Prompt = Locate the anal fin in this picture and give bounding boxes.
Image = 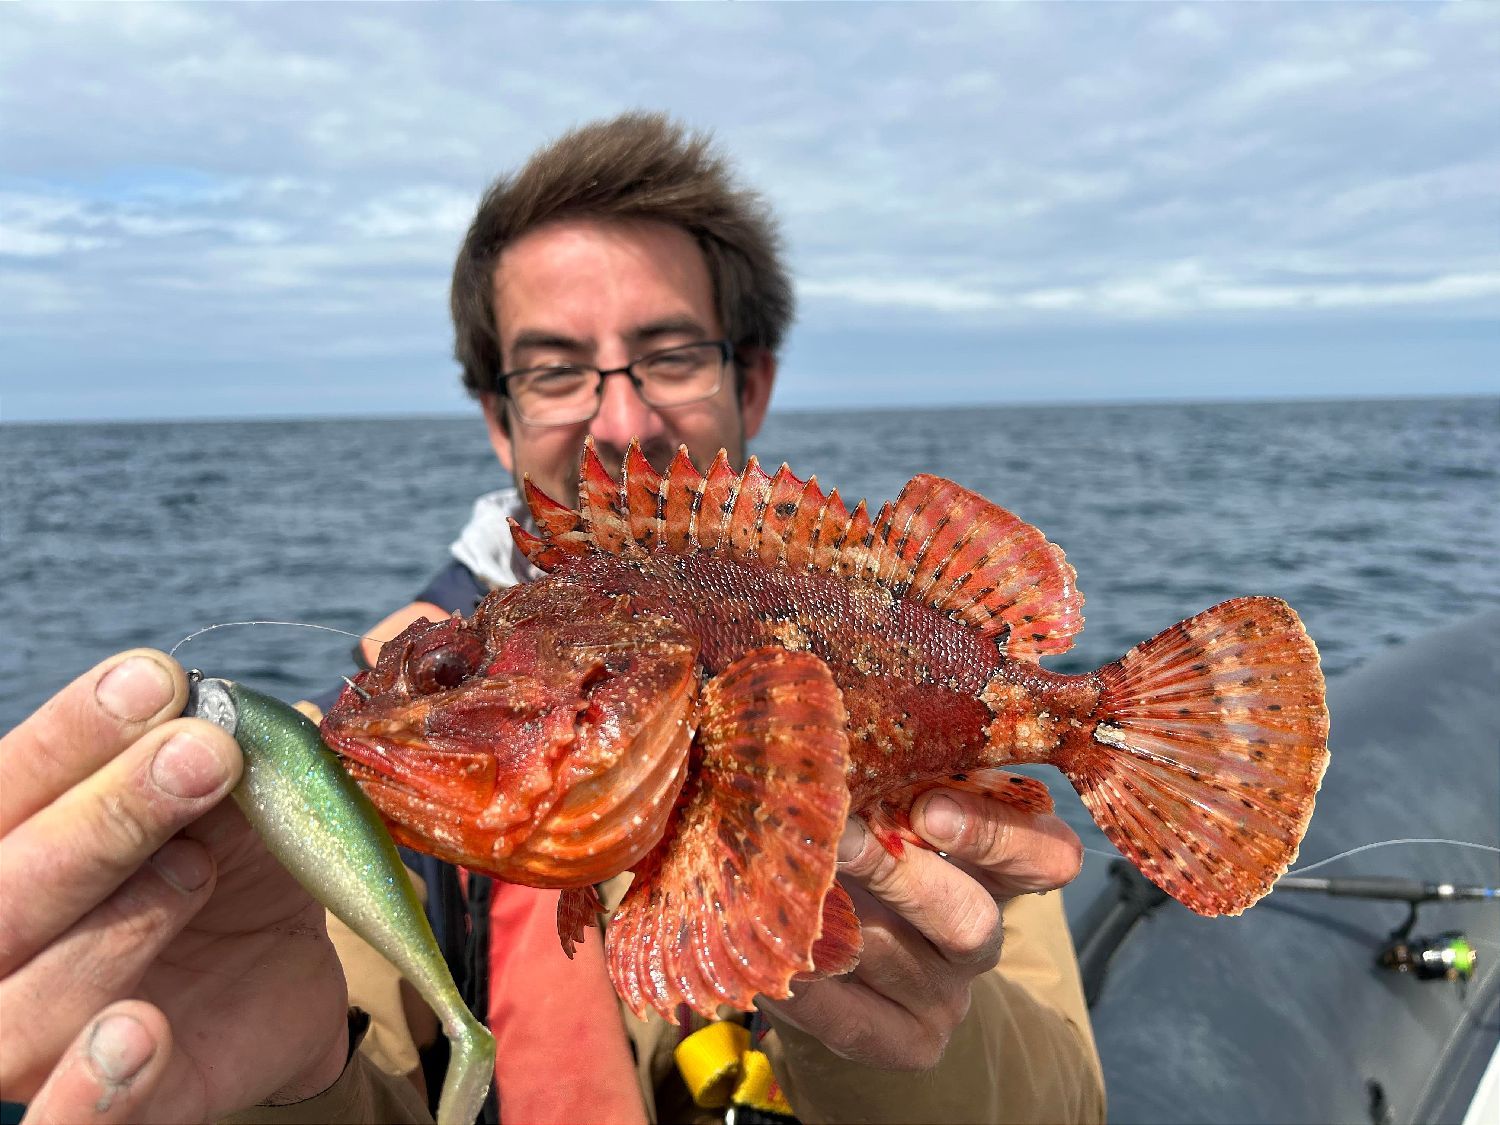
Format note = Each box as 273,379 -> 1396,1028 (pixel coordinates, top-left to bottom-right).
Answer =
606,648 -> 851,1021
864,769 -> 1057,857
797,880 -> 862,982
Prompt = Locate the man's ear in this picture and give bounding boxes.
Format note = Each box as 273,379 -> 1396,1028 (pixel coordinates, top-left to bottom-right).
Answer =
737,347 -> 777,441
480,392 -> 516,473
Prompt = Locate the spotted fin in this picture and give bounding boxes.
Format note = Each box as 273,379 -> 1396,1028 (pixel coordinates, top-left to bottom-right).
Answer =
605,648 -> 851,1021
1057,597 -> 1329,916
512,440 -> 1084,659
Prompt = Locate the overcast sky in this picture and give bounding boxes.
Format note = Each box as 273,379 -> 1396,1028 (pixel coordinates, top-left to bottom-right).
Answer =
2,2 -> 1496,422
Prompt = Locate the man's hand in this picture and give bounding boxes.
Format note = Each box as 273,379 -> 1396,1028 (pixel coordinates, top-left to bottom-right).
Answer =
1,650 -> 349,1122
762,789 -> 1083,1070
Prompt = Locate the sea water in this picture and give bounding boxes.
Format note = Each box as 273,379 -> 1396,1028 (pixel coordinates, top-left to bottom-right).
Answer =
4,395 -> 1496,843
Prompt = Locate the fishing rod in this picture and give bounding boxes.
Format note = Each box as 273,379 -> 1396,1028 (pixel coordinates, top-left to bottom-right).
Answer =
1077,862 -> 1498,1006
1274,874 -> 1497,985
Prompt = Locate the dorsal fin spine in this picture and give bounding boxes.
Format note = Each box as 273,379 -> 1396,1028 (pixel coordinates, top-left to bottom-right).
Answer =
579,439 -> 629,556
623,441 -> 663,552
782,475 -> 826,570
661,447 -> 701,553
799,482 -> 830,572
686,474 -> 706,548
727,456 -> 771,561
533,449 -> 1086,659
875,494 -> 917,586
835,501 -> 871,580
811,489 -> 848,573
758,464 -> 801,569
863,502 -> 892,584
700,450 -> 740,550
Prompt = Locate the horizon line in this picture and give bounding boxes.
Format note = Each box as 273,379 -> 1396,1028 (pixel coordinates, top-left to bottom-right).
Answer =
3,388 -> 1494,428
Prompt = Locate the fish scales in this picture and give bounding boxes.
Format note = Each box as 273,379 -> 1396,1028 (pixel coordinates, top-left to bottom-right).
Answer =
486,550 -> 1016,801
322,439 -> 1330,1022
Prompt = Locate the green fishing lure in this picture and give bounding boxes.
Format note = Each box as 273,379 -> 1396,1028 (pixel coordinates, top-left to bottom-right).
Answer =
186,675 -> 494,1125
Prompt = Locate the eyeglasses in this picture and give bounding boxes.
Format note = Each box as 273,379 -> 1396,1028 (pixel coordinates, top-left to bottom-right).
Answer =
496,340 -> 733,426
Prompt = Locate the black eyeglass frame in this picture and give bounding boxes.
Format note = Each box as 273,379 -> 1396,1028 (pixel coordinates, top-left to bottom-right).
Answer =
494,339 -> 735,426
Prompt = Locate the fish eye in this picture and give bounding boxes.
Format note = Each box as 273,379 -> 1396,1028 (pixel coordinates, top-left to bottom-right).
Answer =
408,633 -> 485,693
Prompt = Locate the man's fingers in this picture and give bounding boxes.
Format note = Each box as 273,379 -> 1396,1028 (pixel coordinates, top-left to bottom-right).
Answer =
836,819 -> 1003,968
761,973 -> 944,1071
16,1001 -> 173,1125
0,650 -> 188,834
912,791 -> 1084,898
0,837 -> 216,1097
0,718 -> 239,976
761,903 -> 973,1070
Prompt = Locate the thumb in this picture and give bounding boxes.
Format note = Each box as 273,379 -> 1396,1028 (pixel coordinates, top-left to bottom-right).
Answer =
20,1001 -> 173,1125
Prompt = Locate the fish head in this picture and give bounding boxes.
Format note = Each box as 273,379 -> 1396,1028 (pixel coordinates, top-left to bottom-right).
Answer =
320,594 -> 699,886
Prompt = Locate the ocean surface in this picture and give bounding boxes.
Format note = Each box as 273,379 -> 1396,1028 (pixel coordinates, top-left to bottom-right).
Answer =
4,396 -> 1497,848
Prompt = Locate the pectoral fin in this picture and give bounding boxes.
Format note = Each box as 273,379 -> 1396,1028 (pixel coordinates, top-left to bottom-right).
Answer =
606,648 -> 851,1021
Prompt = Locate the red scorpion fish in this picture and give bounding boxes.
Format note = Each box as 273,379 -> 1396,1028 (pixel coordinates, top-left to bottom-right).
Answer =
322,440 -> 1330,1021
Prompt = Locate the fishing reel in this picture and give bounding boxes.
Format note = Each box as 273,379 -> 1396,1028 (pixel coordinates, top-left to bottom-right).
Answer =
1377,931 -> 1477,984
1275,874 -> 1493,993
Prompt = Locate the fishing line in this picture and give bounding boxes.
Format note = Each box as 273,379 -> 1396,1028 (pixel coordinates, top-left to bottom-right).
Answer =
1289,839 -> 1500,875
1081,839 -> 1500,873
169,619 -> 384,658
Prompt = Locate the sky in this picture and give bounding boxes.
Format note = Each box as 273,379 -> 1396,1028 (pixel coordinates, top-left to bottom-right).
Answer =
1,2 -> 1496,422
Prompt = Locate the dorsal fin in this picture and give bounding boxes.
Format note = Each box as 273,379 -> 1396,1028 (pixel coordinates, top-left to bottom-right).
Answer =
512,439 -> 1085,659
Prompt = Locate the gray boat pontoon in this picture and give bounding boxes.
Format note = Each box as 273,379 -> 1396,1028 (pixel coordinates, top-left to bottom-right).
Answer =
1066,611 -> 1500,1125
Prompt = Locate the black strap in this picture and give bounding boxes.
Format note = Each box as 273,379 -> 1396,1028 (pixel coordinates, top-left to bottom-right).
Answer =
414,558 -> 490,616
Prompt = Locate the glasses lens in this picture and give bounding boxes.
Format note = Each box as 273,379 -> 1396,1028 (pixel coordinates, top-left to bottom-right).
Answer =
508,366 -> 598,425
502,342 -> 729,426
636,343 -> 726,407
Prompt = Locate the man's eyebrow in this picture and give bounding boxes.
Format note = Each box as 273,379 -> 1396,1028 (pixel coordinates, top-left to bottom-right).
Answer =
509,330 -> 590,355
507,318 -> 713,365
629,317 -> 712,345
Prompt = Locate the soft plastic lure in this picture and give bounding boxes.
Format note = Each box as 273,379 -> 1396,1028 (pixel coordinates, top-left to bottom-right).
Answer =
184,675 -> 493,1125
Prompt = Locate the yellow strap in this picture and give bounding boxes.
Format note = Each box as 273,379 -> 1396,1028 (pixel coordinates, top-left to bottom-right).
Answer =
731,1047 -> 795,1116
675,1022 -> 750,1109
674,1021 -> 794,1115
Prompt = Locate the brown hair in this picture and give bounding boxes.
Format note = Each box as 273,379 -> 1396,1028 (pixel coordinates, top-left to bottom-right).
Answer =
451,111 -> 794,398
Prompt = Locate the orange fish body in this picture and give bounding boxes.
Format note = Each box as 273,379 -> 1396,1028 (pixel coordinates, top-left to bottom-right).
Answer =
322,441 -> 1330,1020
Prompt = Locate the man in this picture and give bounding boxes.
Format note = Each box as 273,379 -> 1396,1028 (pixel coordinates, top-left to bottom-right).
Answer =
2,114 -> 1104,1124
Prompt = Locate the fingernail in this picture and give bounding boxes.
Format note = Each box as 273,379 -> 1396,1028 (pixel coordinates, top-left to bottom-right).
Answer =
96,657 -> 174,723
920,795 -> 965,844
837,820 -> 865,864
151,731 -> 233,799
150,838 -> 213,893
87,1013 -> 155,1084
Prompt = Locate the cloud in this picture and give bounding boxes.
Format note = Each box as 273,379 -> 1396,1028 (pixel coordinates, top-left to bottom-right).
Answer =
0,2 -> 1495,419
800,264 -> 1500,321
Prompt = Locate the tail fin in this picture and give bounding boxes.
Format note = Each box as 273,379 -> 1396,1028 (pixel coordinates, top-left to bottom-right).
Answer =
1059,596 -> 1329,916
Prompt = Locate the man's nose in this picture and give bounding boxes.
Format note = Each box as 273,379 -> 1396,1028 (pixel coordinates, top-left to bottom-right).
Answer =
589,369 -> 665,449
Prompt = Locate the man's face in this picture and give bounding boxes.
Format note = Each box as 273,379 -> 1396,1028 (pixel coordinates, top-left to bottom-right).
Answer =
482,217 -> 776,509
